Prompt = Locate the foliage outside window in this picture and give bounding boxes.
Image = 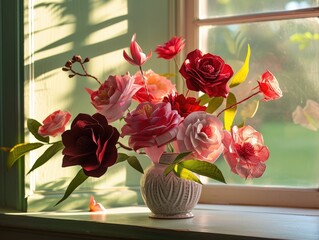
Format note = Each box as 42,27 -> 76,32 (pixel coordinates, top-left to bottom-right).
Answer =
183,0 -> 319,207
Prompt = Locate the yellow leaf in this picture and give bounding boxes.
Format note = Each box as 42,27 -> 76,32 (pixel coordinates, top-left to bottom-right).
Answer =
224,92 -> 237,131
229,44 -> 251,88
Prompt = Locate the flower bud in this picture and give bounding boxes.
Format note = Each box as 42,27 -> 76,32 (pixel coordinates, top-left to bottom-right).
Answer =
65,60 -> 72,68
83,57 -> 90,63
62,67 -> 69,71
72,55 -> 82,62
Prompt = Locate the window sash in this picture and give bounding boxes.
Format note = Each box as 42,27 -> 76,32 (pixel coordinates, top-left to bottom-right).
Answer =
179,0 -> 319,208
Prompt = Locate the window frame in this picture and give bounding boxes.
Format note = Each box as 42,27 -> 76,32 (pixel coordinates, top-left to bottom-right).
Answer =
178,0 -> 319,209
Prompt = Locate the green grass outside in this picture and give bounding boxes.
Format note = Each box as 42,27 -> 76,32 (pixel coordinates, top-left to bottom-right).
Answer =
211,122 -> 319,188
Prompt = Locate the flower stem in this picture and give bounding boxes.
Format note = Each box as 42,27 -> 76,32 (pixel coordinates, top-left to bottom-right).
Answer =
173,57 -> 180,71
117,142 -> 133,151
217,90 -> 261,117
139,65 -> 151,102
70,63 -> 101,85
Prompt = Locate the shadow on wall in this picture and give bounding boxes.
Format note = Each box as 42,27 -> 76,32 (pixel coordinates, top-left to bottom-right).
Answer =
22,0 -> 170,211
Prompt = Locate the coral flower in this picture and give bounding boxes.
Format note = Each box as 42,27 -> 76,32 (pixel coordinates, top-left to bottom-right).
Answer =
133,70 -> 176,103
123,33 -> 152,66
222,125 -> 270,179
89,196 -> 106,212
258,70 -> 282,101
155,36 -> 185,60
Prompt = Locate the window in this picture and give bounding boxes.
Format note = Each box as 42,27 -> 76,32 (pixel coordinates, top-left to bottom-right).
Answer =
180,0 -> 319,208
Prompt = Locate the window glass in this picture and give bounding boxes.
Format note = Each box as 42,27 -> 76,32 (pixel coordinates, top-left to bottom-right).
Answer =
199,17 -> 319,187
199,0 -> 319,18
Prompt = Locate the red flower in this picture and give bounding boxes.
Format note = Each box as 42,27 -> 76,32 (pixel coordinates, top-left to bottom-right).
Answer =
258,70 -> 282,101
62,113 -> 119,177
155,36 -> 185,60
163,93 -> 206,118
38,110 -> 71,137
222,125 -> 270,179
123,33 -> 152,66
179,49 -> 233,98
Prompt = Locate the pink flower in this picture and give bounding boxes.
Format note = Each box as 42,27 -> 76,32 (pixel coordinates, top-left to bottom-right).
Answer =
155,36 -> 185,60
38,110 -> 71,137
121,102 -> 182,163
292,99 -> 319,131
123,33 -> 152,66
222,125 -> 270,179
86,74 -> 142,123
133,70 -> 176,103
176,111 -> 224,162
258,70 -> 282,101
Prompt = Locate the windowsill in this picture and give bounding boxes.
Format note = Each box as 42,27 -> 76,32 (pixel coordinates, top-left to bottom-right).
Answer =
0,204 -> 318,240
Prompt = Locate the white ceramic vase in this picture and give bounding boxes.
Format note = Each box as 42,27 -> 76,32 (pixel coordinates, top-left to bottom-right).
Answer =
140,153 -> 202,219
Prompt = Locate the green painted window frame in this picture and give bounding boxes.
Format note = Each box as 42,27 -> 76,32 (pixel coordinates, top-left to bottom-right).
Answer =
0,0 -> 26,211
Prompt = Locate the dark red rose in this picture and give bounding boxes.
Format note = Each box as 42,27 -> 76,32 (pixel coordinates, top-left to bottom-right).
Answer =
179,49 -> 233,98
163,93 -> 207,118
61,113 -> 119,177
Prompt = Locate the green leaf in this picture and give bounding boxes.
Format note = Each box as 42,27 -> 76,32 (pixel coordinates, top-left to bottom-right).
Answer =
127,156 -> 144,174
224,92 -> 237,131
173,164 -> 202,184
206,97 -> 224,114
198,94 -> 211,106
55,169 -> 89,206
179,160 -> 226,184
229,44 -> 251,88
116,153 -> 130,163
27,119 -> 50,143
7,142 -> 44,168
27,141 -> 64,174
163,152 -> 191,175
240,100 -> 259,122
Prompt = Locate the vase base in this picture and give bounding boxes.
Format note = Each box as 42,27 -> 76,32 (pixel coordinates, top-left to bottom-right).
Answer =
149,212 -> 194,219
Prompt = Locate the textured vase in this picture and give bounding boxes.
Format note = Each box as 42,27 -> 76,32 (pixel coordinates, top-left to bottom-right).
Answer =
140,153 -> 202,219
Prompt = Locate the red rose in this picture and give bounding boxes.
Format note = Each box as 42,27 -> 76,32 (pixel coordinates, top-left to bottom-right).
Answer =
179,49 -> 233,98
61,113 -> 119,177
163,93 -> 207,118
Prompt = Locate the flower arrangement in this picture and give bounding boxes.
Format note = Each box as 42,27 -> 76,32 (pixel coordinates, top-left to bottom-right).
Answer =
1,34 -> 282,205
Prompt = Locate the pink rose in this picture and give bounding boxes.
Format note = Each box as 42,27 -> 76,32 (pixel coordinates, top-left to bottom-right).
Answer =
222,125 -> 270,179
121,102 -> 182,163
258,70 -> 282,101
292,99 -> 319,131
176,111 -> 224,162
86,73 -> 142,123
133,70 -> 176,103
38,110 -> 71,137
155,36 -> 185,60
